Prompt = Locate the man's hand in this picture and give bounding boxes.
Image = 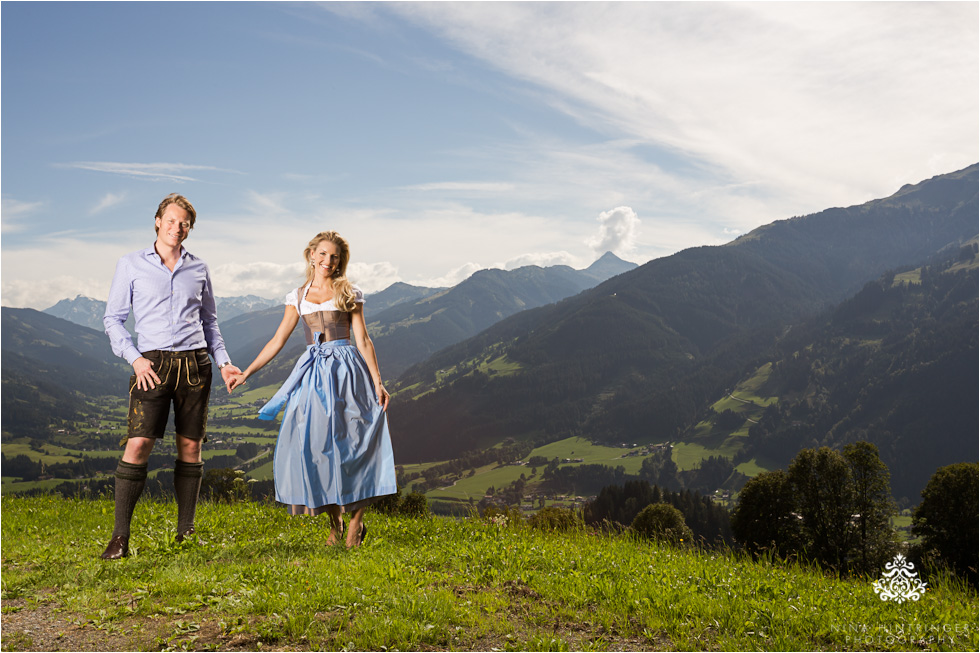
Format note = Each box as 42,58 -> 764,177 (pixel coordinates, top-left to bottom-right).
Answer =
132,356 -> 162,391
220,364 -> 243,393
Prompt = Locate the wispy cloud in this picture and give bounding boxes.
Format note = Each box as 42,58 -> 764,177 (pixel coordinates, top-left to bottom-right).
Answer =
57,161 -> 243,183
399,181 -> 515,193
243,190 -> 293,217
1,198 -> 44,234
89,192 -> 126,215
394,2 -> 978,212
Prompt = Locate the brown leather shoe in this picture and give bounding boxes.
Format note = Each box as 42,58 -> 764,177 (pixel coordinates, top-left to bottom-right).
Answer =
100,535 -> 129,560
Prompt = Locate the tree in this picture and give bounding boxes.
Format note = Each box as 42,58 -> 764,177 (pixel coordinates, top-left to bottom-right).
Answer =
788,447 -> 856,572
630,503 -> 693,545
912,462 -> 978,583
842,441 -> 898,575
639,449 -> 679,490
730,470 -> 800,558
236,442 -> 259,460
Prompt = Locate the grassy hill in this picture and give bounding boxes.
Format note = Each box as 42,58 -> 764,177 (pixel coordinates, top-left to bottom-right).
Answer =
2,495 -> 976,651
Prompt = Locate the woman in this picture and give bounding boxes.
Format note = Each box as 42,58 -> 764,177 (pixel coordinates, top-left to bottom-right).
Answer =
227,231 -> 396,547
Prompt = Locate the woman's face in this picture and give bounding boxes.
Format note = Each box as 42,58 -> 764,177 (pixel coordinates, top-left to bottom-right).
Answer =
311,240 -> 342,280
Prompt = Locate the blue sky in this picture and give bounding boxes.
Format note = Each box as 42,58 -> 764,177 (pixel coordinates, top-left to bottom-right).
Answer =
2,1 -> 977,309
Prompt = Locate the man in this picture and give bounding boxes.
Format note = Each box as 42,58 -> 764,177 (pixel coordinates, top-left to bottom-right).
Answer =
100,193 -> 240,559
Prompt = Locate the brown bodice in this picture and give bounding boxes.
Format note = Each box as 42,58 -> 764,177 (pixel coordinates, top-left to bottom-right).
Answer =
301,310 -> 352,344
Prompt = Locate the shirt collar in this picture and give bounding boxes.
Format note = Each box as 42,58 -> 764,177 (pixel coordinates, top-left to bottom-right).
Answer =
142,244 -> 190,261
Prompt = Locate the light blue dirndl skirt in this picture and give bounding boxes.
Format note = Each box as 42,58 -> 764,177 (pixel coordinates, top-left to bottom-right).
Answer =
258,337 -> 396,512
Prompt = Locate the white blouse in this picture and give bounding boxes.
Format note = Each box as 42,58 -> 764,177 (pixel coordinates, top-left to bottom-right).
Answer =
284,283 -> 364,316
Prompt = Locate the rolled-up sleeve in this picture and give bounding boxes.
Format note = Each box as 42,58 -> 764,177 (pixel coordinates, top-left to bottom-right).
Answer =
104,257 -> 142,365
200,265 -> 231,367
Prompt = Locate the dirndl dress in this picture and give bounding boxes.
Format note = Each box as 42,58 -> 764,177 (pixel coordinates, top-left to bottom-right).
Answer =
258,285 -> 396,513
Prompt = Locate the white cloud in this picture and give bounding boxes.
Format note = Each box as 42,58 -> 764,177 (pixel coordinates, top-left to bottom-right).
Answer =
501,251 -> 582,270
412,261 -> 483,288
588,207 -> 640,258
1,276 -> 112,310
348,261 -> 402,294
56,161 -> 243,183
209,261 -> 305,301
3,275 -> 116,310
89,192 -> 126,215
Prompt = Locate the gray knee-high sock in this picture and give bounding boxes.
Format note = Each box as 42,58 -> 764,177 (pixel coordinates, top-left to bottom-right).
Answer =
111,461 -> 148,539
174,460 -> 204,534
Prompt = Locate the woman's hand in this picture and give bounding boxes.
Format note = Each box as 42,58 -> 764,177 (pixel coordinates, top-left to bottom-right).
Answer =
375,380 -> 390,411
226,372 -> 248,393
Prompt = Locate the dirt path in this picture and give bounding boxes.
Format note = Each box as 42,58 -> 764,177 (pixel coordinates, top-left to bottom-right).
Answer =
727,393 -> 760,424
0,595 -> 291,652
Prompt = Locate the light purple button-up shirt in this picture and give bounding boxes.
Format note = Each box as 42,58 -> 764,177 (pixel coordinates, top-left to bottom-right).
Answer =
103,245 -> 231,367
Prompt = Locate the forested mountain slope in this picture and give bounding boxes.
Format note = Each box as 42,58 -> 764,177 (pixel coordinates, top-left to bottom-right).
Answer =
370,252 -> 637,377
739,247 -> 978,500
388,165 -> 978,463
1,308 -> 130,438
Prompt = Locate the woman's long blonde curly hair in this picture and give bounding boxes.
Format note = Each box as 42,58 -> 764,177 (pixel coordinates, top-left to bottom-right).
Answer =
303,231 -> 357,312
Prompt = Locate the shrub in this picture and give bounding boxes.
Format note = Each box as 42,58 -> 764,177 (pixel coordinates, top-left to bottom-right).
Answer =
400,492 -> 430,518
372,487 -> 403,515
630,503 -> 693,545
528,506 -> 582,532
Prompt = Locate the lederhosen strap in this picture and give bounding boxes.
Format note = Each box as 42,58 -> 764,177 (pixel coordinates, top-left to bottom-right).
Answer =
295,285 -> 352,345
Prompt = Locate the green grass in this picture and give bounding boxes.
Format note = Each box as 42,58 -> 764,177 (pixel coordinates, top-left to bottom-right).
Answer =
735,457 -> 773,478
426,462 -> 528,502
531,436 -> 636,465
894,269 -> 923,285
1,442 -> 81,464
2,495 -> 976,651
476,353 -> 523,377
424,437 -> 655,503
673,364 -> 780,474
0,477 -> 77,493
248,459 -> 274,481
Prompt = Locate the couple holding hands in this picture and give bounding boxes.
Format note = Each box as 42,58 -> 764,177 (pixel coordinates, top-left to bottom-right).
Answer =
100,194 -> 396,559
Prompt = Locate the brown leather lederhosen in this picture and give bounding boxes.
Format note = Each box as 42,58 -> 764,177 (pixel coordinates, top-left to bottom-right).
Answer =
295,284 -> 352,345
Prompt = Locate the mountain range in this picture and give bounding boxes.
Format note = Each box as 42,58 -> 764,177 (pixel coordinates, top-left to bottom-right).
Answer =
4,165 -> 976,502
233,252 -> 636,387
387,165 -> 978,493
39,253 -> 632,383
42,294 -> 283,332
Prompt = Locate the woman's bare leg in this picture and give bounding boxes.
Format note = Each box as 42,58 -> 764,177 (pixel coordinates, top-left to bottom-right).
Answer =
345,508 -> 366,548
325,505 -> 344,545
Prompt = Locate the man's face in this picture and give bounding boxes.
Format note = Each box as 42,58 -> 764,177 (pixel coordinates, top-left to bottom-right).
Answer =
155,204 -> 191,249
